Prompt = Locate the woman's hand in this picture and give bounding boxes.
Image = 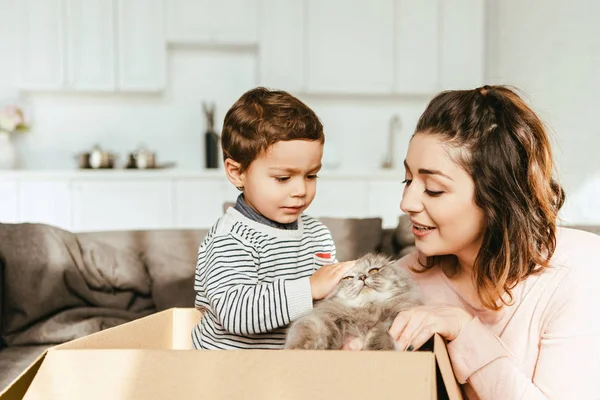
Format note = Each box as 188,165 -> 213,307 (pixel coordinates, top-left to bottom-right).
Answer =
389,305 -> 473,351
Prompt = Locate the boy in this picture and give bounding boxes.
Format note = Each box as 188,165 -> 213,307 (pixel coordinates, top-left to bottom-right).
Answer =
192,87 -> 353,349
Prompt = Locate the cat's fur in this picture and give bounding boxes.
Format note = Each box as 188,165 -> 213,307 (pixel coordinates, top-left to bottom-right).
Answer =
285,253 -> 423,350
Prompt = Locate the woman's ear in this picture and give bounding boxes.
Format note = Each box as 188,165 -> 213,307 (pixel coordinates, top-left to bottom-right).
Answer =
224,158 -> 244,190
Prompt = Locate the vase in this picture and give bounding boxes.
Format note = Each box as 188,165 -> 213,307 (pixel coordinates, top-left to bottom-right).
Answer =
0,131 -> 17,169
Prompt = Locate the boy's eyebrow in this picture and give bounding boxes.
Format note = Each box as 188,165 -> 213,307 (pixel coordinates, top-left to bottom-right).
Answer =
269,164 -> 322,173
403,160 -> 453,181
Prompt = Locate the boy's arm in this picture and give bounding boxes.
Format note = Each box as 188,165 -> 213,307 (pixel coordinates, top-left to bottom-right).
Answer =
327,230 -> 338,263
197,235 -> 313,336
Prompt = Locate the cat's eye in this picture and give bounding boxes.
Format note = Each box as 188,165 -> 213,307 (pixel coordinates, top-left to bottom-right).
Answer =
368,268 -> 380,274
342,276 -> 353,281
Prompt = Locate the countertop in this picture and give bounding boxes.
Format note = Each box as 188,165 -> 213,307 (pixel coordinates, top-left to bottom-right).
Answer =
0,168 -> 405,180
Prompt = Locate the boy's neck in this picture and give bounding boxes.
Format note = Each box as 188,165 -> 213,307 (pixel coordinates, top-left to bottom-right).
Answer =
234,194 -> 298,230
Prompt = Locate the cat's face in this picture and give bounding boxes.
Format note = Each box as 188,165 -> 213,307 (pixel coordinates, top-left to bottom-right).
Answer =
327,253 -> 410,307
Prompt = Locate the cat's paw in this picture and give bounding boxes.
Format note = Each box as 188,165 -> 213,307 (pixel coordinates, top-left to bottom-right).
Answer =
342,336 -> 364,351
364,331 -> 396,351
285,336 -> 328,350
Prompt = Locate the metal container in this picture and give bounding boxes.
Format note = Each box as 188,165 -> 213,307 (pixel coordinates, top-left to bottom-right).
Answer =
128,145 -> 157,169
76,145 -> 117,169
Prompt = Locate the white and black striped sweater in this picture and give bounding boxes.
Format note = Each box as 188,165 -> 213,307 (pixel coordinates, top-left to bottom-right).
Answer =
192,207 -> 337,349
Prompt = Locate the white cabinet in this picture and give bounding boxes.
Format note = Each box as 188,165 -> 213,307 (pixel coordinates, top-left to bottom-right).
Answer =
306,0 -> 395,94
65,0 -> 115,91
257,0 -> 485,95
0,181 -> 19,223
17,0 -> 166,92
394,0 -> 439,94
71,180 -> 173,231
166,0 -> 258,45
439,0 -> 485,90
367,180 -> 404,228
174,179 -> 228,228
258,0 -> 305,92
18,0 -> 65,90
19,180 -> 72,230
306,179 -> 369,218
117,0 -> 166,91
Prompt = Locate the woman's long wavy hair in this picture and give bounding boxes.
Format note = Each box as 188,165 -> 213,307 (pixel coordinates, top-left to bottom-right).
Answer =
412,85 -> 565,310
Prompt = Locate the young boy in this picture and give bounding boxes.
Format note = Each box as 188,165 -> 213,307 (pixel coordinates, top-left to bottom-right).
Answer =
192,87 -> 353,349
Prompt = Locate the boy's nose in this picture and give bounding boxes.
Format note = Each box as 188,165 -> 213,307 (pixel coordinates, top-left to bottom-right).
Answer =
291,179 -> 307,197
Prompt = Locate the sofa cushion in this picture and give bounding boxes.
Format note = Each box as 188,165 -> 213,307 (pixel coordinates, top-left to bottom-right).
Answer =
0,223 -> 154,346
0,345 -> 51,392
395,214 -> 415,248
140,230 -> 208,310
320,217 -> 383,262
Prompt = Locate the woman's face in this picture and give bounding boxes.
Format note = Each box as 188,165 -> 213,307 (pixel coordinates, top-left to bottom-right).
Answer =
400,133 -> 486,265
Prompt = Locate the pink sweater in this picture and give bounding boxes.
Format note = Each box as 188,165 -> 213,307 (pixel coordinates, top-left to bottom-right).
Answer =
396,227 -> 600,399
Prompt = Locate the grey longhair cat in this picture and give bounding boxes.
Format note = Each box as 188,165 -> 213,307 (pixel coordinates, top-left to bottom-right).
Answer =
285,253 -> 423,350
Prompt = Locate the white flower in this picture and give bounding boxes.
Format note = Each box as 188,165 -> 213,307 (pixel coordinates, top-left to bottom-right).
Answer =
0,104 -> 28,133
0,113 -> 18,132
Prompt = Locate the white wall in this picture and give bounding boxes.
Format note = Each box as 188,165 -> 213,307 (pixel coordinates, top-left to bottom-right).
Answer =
0,0 -> 427,173
486,0 -> 600,223
1,0 -> 599,223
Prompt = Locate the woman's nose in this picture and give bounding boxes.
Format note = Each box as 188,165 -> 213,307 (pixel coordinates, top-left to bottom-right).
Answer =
400,184 -> 423,214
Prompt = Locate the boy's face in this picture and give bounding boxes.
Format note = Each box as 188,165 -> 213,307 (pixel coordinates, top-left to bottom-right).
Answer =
241,140 -> 323,224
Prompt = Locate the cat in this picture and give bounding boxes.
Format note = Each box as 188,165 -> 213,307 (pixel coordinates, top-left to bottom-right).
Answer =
284,252 -> 423,351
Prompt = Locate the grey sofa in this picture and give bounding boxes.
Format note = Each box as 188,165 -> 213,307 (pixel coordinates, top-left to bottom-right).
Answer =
1,217 -> 598,392
0,215 -> 414,391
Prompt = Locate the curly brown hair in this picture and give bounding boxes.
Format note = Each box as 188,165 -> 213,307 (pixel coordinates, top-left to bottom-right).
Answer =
221,87 -> 324,172
412,85 -> 565,310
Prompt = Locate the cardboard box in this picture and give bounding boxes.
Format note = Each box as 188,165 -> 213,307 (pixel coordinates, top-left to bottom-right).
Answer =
1,308 -> 463,399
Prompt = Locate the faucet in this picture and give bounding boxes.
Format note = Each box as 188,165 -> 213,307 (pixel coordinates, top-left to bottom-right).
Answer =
381,114 -> 401,169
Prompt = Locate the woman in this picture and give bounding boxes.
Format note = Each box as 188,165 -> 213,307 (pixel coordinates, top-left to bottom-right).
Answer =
390,85 -> 600,399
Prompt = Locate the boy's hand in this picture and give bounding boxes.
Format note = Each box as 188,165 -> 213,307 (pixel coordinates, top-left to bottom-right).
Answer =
309,261 -> 355,300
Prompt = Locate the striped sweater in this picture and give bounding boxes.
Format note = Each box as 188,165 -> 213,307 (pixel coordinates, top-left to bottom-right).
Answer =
192,207 -> 337,349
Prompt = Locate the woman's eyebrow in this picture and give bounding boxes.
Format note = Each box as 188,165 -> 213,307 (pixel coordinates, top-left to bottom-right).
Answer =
404,160 -> 453,181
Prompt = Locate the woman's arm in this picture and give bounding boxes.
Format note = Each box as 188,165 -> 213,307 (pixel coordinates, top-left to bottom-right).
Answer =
448,275 -> 600,399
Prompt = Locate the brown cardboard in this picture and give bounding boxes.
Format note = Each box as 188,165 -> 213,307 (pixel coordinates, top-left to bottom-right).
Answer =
3,308 -> 463,400
0,353 -> 45,400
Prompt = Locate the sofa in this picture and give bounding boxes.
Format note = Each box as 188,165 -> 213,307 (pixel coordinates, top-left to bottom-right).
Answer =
1,216 -> 598,392
0,215 -> 417,391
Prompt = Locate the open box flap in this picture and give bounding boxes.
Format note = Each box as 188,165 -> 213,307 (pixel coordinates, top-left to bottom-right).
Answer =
24,349 -> 438,400
55,308 -> 202,350
433,334 -> 464,400
0,308 -> 202,399
0,352 -> 46,400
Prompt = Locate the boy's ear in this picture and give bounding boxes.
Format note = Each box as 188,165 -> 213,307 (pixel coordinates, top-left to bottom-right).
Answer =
224,158 -> 244,190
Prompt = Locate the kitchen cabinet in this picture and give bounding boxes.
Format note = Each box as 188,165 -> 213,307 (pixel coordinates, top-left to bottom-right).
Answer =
18,0 -> 65,90
0,181 -> 19,223
0,171 -> 410,232
166,0 -> 258,45
117,0 -> 166,91
65,0 -> 115,91
306,180 -> 370,219
18,180 -> 72,230
263,0 -> 485,95
258,0 -> 305,92
439,0 -> 485,90
17,0 -> 165,92
71,180 -> 173,231
367,180 -> 404,229
306,0 -> 395,94
174,179 -> 228,229
394,0 -> 439,94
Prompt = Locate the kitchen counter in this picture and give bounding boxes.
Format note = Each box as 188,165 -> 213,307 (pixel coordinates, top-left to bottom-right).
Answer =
0,168 -> 405,181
